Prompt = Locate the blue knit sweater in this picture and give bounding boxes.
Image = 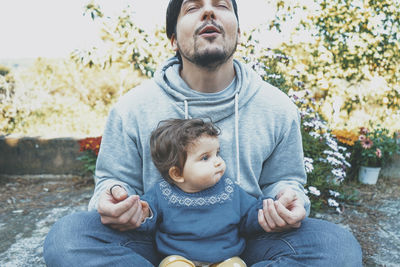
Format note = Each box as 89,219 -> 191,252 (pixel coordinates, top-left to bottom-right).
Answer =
138,176 -> 265,263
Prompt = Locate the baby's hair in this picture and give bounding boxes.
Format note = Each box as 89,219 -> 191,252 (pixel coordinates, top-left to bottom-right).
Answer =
150,118 -> 220,183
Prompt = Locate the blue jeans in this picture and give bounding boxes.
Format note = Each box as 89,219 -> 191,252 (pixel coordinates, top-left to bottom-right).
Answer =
44,211 -> 362,267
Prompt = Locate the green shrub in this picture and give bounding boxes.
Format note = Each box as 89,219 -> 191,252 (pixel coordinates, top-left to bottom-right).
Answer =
0,65 -> 10,76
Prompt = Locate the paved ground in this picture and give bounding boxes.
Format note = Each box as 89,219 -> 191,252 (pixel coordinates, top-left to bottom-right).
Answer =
0,176 -> 93,266
0,175 -> 399,266
315,177 -> 400,267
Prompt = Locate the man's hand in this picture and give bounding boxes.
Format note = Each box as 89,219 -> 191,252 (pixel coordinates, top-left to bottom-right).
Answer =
97,184 -> 146,231
258,188 -> 306,232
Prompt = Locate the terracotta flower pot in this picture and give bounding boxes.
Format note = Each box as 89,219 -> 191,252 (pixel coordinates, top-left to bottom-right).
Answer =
358,166 -> 381,185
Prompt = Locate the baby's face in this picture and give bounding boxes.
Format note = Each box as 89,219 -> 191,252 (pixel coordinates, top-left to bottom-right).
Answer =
177,135 -> 226,193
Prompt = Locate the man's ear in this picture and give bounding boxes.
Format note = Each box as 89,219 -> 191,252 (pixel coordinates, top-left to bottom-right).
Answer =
169,166 -> 184,183
170,34 -> 178,52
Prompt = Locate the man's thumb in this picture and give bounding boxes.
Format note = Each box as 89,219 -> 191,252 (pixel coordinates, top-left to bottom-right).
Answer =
111,186 -> 128,201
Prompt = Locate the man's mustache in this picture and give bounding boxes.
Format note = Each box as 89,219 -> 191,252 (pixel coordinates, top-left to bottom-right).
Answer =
194,20 -> 224,36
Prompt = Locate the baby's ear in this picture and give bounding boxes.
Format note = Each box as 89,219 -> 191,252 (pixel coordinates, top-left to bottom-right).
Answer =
169,166 -> 184,183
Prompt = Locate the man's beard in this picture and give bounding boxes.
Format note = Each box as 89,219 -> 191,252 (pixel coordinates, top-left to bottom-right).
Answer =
178,34 -> 238,70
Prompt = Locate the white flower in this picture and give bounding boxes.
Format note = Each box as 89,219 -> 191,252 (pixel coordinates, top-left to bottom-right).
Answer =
304,157 -> 314,173
325,137 -> 339,152
332,168 -> 346,179
328,198 -> 339,207
308,186 -> 321,196
299,110 -> 309,117
268,74 -> 281,79
309,132 -> 320,138
303,121 -> 315,128
322,150 -> 351,168
315,120 -> 327,130
329,190 -> 340,198
323,150 -> 345,161
306,107 -> 315,113
325,156 -> 342,166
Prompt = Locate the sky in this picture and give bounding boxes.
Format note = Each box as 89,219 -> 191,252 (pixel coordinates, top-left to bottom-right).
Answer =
0,0 -> 275,59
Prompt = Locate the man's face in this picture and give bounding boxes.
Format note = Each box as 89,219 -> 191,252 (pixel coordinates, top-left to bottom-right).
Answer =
172,0 -> 240,69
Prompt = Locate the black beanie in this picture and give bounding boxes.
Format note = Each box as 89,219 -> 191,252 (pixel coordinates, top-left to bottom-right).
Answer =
166,0 -> 239,40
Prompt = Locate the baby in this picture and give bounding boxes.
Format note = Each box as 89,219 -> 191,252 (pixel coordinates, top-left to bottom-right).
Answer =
137,118 -> 268,267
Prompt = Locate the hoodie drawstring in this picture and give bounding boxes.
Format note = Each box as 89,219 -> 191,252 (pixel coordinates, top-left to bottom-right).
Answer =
234,93 -> 240,185
184,100 -> 189,119
183,94 -> 240,185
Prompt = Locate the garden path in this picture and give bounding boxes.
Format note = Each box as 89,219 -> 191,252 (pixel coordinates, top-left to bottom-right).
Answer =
0,175 -> 399,266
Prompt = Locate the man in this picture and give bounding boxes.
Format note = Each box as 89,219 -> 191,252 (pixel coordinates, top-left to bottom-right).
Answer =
44,0 -> 362,266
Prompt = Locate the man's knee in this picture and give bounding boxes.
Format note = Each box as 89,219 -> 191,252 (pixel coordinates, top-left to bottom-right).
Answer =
43,211 -> 99,266
301,218 -> 362,266
243,218 -> 362,266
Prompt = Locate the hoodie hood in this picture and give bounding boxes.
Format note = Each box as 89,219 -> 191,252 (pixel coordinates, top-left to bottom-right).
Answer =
154,57 -> 262,122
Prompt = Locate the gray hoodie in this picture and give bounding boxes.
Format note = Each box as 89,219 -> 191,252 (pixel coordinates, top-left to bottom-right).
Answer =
89,57 -> 310,214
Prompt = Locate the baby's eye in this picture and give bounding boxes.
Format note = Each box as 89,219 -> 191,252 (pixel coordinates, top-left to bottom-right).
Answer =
201,155 -> 209,161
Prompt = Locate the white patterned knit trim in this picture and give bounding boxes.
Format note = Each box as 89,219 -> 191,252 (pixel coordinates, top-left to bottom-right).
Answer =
159,178 -> 234,207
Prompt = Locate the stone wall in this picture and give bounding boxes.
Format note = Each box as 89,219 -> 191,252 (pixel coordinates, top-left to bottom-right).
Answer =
0,137 -> 84,175
381,153 -> 400,179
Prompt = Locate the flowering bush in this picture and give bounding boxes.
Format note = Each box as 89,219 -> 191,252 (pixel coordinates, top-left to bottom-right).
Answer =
77,137 -> 102,174
352,126 -> 399,168
290,89 -> 350,213
239,40 -> 350,214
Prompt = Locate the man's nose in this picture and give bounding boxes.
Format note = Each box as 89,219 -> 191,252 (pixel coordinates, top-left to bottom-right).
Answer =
202,3 -> 216,21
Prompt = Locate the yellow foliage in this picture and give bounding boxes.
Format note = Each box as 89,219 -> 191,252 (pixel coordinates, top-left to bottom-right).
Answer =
2,57 -> 147,137
331,129 -> 358,146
